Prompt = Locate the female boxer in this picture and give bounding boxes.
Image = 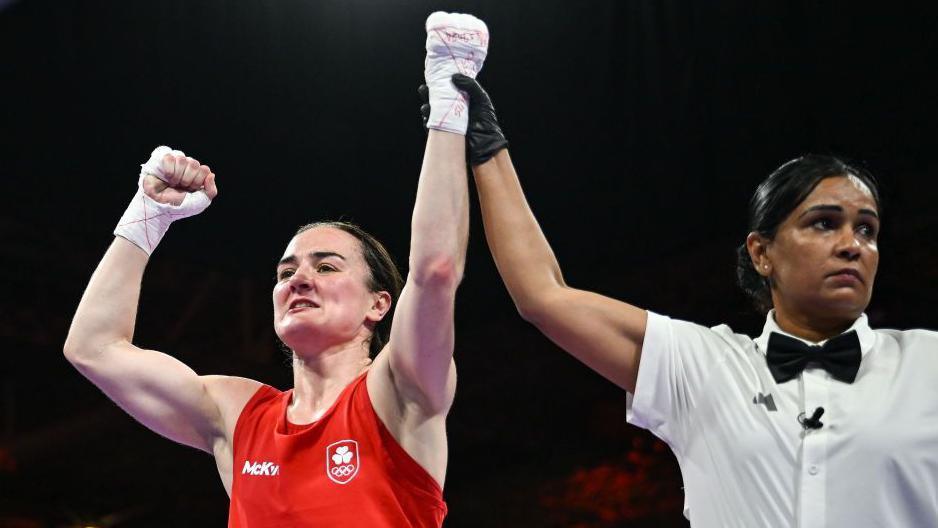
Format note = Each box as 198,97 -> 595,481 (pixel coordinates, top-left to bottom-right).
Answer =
64,12 -> 488,527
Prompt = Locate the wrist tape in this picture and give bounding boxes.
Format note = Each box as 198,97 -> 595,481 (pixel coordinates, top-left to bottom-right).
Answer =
113,146 -> 211,255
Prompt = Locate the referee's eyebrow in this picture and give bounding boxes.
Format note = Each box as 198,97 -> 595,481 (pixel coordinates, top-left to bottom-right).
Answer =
798,204 -> 879,219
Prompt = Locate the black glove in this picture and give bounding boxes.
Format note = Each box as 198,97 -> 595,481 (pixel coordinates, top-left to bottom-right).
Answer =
419,74 -> 509,166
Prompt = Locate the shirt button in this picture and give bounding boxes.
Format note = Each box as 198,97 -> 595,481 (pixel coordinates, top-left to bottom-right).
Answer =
808,465 -> 819,475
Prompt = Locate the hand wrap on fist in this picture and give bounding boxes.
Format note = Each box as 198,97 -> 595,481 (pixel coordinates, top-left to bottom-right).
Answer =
423,11 -> 489,135
113,146 -> 216,255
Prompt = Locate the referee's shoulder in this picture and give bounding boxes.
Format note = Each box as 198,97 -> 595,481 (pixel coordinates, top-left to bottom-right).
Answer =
874,326 -> 938,350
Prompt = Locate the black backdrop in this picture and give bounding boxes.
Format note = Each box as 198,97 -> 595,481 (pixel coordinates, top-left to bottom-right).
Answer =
2,1 -> 937,526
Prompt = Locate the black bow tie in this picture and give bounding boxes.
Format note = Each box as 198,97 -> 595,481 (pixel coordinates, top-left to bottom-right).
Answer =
765,330 -> 862,384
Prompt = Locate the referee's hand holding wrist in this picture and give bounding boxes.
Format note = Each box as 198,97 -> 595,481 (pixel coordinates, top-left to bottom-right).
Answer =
451,73 -> 508,166
419,74 -> 509,166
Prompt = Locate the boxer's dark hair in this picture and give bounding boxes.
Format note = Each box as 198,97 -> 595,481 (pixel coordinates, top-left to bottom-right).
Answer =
295,221 -> 403,358
735,154 -> 882,313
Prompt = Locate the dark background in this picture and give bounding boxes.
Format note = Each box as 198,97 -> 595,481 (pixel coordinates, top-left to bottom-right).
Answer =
2,1 -> 937,526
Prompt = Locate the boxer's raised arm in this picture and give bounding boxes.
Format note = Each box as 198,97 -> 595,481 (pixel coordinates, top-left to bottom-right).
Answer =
63,148 -> 234,453
377,13 -> 490,417
379,128 -> 465,418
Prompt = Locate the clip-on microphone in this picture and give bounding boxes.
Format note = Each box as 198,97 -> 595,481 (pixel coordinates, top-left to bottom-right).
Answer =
798,407 -> 825,430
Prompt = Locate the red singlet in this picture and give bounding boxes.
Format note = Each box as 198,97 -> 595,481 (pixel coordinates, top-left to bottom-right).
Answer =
228,372 -> 447,527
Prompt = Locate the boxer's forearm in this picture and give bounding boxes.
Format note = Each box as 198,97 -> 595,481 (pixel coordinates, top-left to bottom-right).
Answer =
409,130 -> 469,285
64,237 -> 148,361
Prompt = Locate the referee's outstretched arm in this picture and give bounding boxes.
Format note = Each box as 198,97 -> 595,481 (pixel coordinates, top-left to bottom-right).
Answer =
473,150 -> 647,392
449,75 -> 648,392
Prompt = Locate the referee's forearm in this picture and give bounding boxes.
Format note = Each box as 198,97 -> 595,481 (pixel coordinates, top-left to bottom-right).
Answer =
473,150 -> 566,318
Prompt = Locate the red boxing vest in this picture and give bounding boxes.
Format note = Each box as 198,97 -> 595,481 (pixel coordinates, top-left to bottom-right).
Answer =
228,373 -> 447,527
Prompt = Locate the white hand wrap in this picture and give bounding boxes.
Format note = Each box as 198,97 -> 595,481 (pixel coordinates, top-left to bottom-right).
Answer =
424,12 -> 489,135
113,146 -> 212,256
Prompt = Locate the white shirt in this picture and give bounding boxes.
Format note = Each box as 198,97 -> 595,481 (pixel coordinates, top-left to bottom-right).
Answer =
627,310 -> 938,528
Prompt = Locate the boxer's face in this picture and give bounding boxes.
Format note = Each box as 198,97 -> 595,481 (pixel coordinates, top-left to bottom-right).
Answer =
760,175 -> 880,322
273,227 -> 389,353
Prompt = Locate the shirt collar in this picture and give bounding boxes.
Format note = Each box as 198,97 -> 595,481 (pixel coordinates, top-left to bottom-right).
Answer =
754,309 -> 875,358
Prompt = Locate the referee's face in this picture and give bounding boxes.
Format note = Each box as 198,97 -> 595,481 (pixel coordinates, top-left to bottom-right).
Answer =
765,175 -> 880,324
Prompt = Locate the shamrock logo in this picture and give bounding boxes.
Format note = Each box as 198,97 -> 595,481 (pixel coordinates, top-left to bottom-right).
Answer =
332,445 -> 354,465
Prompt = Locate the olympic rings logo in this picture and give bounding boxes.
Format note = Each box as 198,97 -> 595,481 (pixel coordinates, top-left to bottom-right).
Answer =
331,464 -> 356,477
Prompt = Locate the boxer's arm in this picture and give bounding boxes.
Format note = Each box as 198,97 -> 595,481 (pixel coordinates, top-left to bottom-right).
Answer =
367,14 -> 484,488
367,128 -> 466,488
381,129 -> 466,415
373,13 -> 486,420
63,149 -> 231,453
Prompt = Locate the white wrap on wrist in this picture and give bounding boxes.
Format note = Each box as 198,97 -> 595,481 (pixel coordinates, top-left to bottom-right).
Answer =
113,146 -> 212,255
424,12 -> 489,135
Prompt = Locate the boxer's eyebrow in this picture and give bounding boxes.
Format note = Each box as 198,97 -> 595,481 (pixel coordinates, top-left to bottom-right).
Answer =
308,251 -> 346,261
277,252 -> 346,268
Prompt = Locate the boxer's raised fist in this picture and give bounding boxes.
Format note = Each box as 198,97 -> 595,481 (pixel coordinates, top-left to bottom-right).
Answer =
113,145 -> 217,255
141,148 -> 218,206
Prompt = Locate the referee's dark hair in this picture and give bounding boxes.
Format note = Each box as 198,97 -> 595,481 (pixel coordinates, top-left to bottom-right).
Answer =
295,221 -> 404,358
735,155 -> 883,313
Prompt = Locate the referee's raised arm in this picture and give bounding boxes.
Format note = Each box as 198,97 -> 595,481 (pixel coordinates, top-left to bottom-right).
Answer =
474,151 -> 647,392
452,75 -> 648,393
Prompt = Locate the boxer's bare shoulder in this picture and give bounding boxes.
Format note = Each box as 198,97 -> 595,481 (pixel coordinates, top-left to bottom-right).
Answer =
202,375 -> 266,440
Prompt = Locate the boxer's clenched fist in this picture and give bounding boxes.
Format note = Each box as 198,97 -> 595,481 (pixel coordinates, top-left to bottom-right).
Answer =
114,145 -> 217,255
141,147 -> 218,206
